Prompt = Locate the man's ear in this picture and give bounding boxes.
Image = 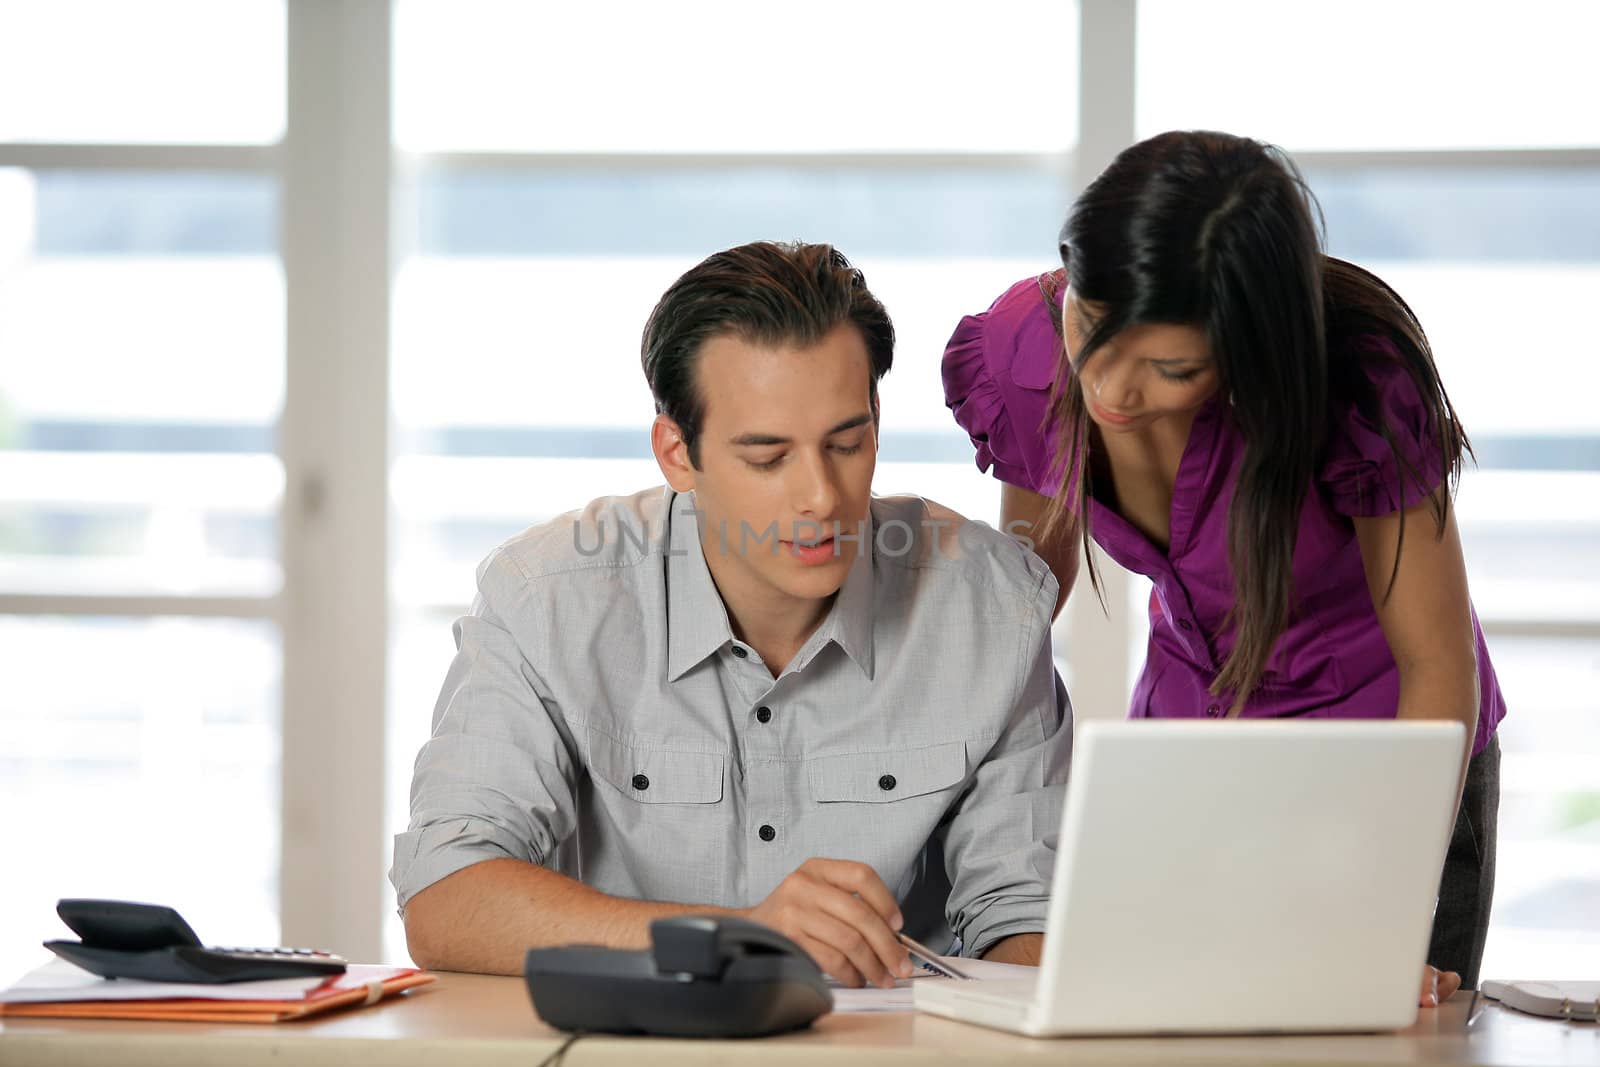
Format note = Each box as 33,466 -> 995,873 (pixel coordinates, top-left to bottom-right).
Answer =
651,414 -> 696,492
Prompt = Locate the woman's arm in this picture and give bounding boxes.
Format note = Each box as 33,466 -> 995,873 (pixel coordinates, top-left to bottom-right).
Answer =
1001,482 -> 1080,621
1351,490 -> 1480,793
1348,490 -> 1479,1007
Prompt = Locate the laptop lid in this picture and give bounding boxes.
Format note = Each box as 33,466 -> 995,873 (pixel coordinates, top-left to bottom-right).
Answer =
1030,719 -> 1464,1034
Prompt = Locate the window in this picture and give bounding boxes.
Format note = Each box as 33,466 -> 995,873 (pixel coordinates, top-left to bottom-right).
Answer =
0,0 -> 284,144
1135,0 -> 1600,151
386,0 -> 1080,962
0,1 -> 285,978
395,0 -> 1079,154
6,0 -> 1594,985
0,169 -> 283,597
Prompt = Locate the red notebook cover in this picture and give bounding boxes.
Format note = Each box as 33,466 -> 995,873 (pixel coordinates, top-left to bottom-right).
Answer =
0,965 -> 436,1024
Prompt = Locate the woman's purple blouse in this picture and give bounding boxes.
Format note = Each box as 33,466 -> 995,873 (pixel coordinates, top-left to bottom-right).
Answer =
943,276 -> 1505,755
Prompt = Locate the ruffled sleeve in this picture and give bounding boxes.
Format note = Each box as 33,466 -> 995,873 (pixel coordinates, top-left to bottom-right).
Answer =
1319,337 -> 1450,517
941,275 -> 1064,496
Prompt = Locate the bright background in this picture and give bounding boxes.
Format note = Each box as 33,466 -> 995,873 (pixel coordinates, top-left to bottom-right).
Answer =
1,0 -> 1596,981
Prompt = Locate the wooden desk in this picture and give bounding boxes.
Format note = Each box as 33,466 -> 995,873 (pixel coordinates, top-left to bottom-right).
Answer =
2,971 -> 1596,1066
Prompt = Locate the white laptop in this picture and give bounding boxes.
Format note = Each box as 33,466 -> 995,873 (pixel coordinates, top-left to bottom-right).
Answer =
916,719 -> 1465,1035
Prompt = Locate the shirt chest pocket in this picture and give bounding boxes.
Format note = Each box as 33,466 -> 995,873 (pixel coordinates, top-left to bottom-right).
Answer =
808,741 -> 968,805
584,731 -> 726,906
588,731 -> 725,805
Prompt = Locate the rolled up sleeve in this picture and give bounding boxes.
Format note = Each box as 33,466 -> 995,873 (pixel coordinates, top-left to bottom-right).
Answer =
389,554 -> 581,913
940,570 -> 1072,957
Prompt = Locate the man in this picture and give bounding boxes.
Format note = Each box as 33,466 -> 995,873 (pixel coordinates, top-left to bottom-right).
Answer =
391,241 -> 1071,988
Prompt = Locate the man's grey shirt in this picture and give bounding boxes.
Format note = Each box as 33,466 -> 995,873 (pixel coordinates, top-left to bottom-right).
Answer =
391,487 -> 1071,957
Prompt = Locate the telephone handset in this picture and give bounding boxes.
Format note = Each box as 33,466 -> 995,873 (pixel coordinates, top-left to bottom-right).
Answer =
523,915 -> 832,1036
44,899 -> 348,984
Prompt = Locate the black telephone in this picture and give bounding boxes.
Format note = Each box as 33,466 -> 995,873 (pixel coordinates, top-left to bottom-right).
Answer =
44,899 -> 348,984
523,915 -> 832,1037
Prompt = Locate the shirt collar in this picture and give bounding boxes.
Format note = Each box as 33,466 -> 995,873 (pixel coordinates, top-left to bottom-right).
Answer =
663,494 -> 877,683
664,490 -> 737,682
801,517 -> 876,679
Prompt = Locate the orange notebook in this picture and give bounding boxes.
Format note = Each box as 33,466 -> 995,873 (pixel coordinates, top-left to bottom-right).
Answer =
0,965 -> 435,1024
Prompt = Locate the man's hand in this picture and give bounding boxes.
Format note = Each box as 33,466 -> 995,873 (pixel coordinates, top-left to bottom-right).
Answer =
1420,964 -> 1461,1007
745,858 -> 914,989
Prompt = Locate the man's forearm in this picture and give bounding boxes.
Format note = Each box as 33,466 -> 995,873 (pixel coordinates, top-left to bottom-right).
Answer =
403,857 -> 737,974
981,933 -> 1043,966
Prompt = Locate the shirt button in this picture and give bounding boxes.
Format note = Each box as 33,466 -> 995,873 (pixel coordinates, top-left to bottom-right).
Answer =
730,645 -> 749,659
631,773 -> 650,790
1178,619 -> 1194,632
1206,705 -> 1221,718
758,824 -> 776,842
756,706 -> 772,724
878,774 -> 897,791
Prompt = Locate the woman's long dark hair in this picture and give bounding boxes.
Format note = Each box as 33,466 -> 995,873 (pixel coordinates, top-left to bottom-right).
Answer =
1041,130 -> 1470,710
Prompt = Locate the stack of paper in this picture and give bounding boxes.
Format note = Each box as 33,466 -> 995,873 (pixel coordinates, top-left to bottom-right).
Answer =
0,959 -> 434,1023
830,955 -> 1031,1013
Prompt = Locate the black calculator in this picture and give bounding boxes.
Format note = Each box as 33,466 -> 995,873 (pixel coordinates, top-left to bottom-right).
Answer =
45,899 -> 348,984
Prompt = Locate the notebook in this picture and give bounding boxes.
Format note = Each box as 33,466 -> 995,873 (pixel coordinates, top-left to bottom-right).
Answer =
0,960 -> 434,1023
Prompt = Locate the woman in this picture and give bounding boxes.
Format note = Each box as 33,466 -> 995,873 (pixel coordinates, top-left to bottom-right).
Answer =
943,130 -> 1505,1004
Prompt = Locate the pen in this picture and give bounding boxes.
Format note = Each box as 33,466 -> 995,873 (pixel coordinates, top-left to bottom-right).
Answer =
895,931 -> 973,981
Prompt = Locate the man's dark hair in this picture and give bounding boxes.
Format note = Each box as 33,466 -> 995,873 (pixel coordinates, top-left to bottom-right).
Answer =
640,240 -> 895,467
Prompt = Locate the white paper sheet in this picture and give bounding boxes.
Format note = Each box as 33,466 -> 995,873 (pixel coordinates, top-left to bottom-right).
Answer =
0,958 -> 329,1004
830,955 -> 1034,1013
